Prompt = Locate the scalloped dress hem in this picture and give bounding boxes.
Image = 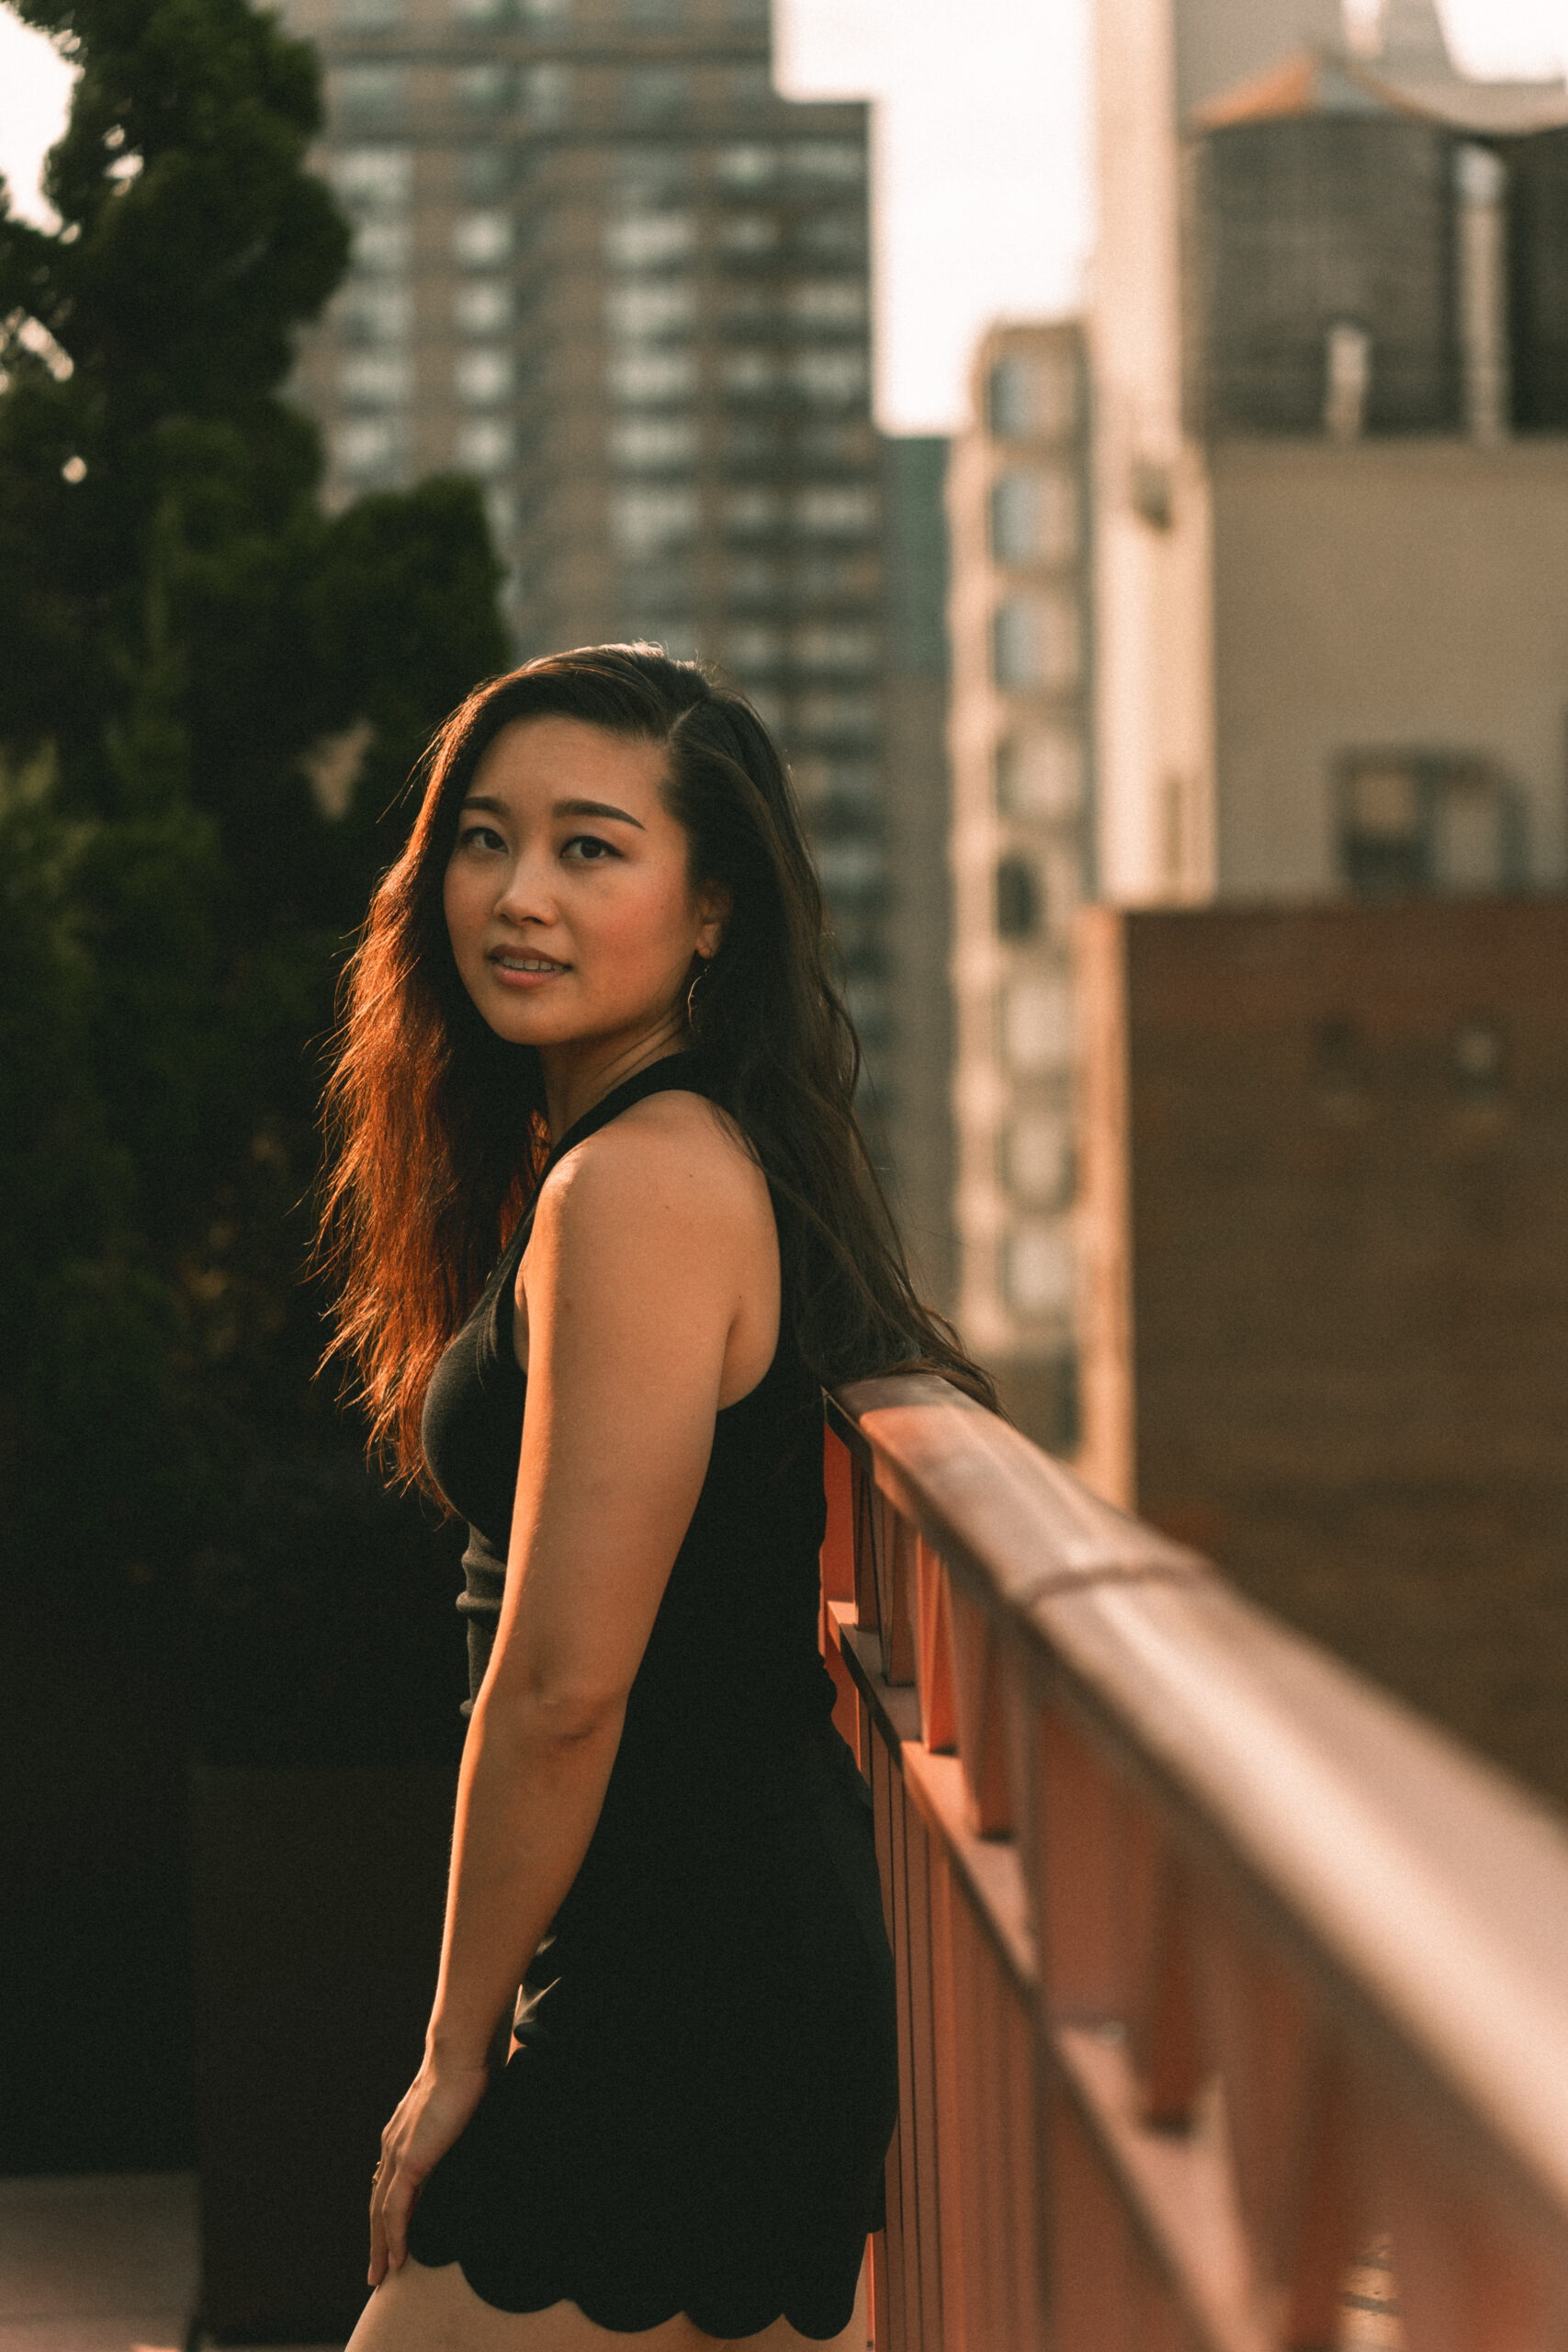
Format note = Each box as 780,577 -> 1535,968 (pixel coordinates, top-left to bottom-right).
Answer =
401,2246 -> 863,2344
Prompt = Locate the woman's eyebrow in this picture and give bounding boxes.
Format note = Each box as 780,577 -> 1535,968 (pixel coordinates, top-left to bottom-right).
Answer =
553,797 -> 646,830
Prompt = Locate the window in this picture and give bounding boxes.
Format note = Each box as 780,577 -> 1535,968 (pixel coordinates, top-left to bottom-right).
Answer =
453,63 -> 513,110
620,614 -> 697,657
788,141 -> 863,184
723,486 -> 781,534
790,349 -> 867,406
726,64 -> 774,111
330,146 -> 412,212
797,212 -> 863,259
798,421 -> 872,465
604,210 -> 696,269
337,352 -> 412,406
607,350 -> 698,402
990,467 -> 1077,566
723,624 -> 783,672
794,690 -> 878,741
1324,321 -> 1371,443
623,68 -> 688,122
992,592 -> 1078,692
725,554 -> 781,598
455,349 -> 513,404
815,837 -> 886,904
995,854 -> 1041,940
1002,975 -> 1070,1073
720,349 -> 779,397
795,551 -> 878,598
459,146 -> 513,198
1003,1222 -> 1074,1319
988,347 -> 1077,440
484,486 -> 518,543
453,211 -> 513,266
330,64 -> 408,119
605,281 -> 696,341
618,146 -> 694,201
333,418 -> 404,481
333,0 -> 403,25
795,483 -> 875,537
994,732 -> 1080,820
612,485 -> 699,556
715,145 -> 779,188
785,279 -> 865,331
609,415 -> 700,469
454,279 -> 513,334
1338,753 -> 1529,896
794,622 -> 878,673
523,64 -> 570,124
454,420 -> 513,474
352,219 -> 411,270
716,212 -> 778,259
1007,1114 -> 1072,1209
339,279 -> 412,342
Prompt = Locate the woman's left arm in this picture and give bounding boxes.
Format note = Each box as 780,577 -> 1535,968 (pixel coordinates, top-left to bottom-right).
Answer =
367,1115 -> 755,2284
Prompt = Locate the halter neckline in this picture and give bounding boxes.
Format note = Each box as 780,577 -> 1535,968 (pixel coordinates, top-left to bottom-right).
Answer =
540,1053 -> 709,1187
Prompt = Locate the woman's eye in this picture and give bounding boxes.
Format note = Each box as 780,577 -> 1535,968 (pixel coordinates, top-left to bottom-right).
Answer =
457,822 -> 505,853
562,833 -> 617,864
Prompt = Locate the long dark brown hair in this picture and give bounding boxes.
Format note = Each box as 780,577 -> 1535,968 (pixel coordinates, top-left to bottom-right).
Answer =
319,643 -> 996,1491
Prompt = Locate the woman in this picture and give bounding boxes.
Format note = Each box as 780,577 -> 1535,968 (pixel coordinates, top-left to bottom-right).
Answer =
319,646 -> 992,2350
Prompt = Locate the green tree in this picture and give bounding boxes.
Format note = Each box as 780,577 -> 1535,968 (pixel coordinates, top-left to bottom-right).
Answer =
0,0 -> 507,1620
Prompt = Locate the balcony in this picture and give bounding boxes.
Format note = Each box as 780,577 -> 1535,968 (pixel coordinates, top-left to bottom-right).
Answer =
10,1369 -> 1568,2349
821,1372 -> 1568,2352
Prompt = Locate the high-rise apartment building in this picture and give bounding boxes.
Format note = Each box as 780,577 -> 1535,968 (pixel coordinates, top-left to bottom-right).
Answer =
282,0 -> 902,1125
946,323 -> 1095,1446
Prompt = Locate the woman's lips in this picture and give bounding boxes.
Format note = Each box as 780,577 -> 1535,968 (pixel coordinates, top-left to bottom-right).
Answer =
488,951 -> 570,988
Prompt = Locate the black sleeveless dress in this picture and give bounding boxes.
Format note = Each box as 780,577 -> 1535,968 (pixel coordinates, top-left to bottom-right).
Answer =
407,1057 -> 899,2340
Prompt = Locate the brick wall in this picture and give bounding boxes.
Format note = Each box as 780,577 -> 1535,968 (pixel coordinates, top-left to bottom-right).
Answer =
1077,898 -> 1568,1807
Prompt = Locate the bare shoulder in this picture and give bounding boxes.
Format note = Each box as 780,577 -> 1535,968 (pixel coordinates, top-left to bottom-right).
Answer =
535,1088 -> 772,1261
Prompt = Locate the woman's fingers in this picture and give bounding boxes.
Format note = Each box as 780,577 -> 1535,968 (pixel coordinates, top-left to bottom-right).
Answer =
381,2159 -> 421,2275
366,2062 -> 489,2287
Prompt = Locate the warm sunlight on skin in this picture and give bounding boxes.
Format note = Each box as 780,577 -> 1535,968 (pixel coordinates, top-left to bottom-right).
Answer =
442,717 -> 728,1139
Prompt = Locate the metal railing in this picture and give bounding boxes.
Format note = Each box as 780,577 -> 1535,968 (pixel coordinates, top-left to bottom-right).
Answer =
819,1374 -> 1568,2352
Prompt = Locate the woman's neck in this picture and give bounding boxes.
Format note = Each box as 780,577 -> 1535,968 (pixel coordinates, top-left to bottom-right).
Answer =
539,1021 -> 690,1142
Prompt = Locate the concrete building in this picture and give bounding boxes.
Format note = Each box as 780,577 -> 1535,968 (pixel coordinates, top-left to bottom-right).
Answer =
878,435 -> 957,1310
278,0 -> 951,1191
946,322 -> 1095,1445
1077,896 -> 1568,1809
1090,0 -> 1568,906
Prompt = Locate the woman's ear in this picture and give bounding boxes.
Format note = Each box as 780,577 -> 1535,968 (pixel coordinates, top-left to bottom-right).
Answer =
694,883 -> 732,961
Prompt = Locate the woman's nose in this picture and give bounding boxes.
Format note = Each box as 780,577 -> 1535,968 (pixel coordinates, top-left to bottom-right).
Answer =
493,849 -> 555,924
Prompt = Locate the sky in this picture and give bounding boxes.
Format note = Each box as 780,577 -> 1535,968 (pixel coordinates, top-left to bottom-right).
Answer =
3,0 -> 1568,429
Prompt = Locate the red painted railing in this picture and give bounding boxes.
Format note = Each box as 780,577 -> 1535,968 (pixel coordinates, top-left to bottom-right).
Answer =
820,1374 -> 1568,2352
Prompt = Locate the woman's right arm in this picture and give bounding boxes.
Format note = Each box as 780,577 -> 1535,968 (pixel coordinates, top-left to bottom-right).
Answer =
367,1108 -> 763,2281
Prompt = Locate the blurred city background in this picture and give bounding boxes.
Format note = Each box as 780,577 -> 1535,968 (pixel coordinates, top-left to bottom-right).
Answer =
6,0 -> 1568,2341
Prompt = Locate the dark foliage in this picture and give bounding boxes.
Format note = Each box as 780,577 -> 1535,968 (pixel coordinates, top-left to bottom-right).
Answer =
0,0 -> 509,1763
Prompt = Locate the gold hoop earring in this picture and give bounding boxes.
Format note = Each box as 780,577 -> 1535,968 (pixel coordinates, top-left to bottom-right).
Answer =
686,957 -> 711,1025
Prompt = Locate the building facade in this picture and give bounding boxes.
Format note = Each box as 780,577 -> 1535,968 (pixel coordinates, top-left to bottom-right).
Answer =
946,322 -> 1095,1446
279,0 -> 935,1182
1091,0 -> 1568,906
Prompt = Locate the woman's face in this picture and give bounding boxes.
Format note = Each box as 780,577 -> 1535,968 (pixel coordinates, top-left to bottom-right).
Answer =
443,715 -> 725,1063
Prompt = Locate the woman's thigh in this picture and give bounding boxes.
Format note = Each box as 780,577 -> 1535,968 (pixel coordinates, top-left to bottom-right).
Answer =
344,2256 -> 720,2352
344,2252 -> 869,2352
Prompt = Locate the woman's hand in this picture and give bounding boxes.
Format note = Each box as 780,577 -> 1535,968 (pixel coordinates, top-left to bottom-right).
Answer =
367,2054 -> 491,2286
